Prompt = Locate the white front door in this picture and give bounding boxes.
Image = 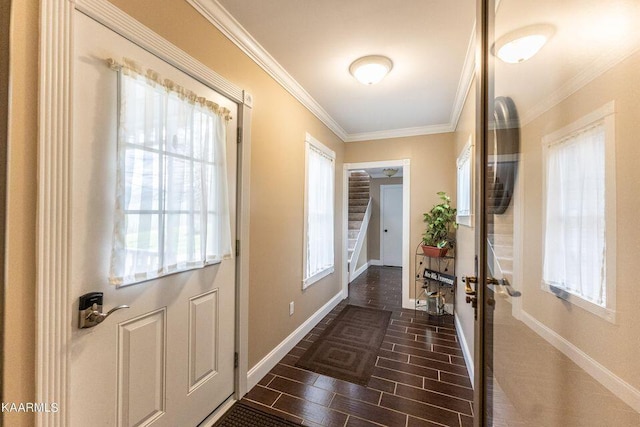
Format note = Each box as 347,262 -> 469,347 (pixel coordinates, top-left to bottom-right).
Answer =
69,12 -> 237,426
381,185 -> 403,267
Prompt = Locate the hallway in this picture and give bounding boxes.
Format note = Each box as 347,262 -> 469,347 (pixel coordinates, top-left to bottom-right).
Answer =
242,267 -> 474,427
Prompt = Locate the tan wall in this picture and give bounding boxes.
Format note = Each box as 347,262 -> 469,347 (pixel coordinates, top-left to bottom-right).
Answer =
367,177 -> 403,261
5,1 -> 346,419
453,79 -> 477,361
516,51 -> 640,390
344,135 -> 456,300
4,0 -> 38,426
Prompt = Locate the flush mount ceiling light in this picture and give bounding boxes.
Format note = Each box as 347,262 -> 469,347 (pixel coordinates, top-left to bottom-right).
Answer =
383,168 -> 399,178
349,55 -> 393,85
493,24 -> 555,64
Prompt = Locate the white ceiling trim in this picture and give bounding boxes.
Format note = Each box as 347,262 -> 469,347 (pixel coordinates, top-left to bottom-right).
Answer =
188,0 -> 476,143
187,0 -> 349,141
450,26 -> 477,131
520,43 -> 640,125
345,123 -> 454,142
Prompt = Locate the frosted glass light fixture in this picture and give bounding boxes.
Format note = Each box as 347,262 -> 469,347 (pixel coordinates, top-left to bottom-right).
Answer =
494,24 -> 555,64
349,55 -> 393,85
383,168 -> 398,177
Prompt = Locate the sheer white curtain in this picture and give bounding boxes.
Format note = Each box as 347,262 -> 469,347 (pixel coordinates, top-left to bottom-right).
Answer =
110,69 -> 232,286
304,142 -> 335,286
543,123 -> 606,306
457,145 -> 472,219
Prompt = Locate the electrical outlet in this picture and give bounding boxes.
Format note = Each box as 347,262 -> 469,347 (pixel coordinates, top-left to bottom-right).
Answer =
289,301 -> 295,316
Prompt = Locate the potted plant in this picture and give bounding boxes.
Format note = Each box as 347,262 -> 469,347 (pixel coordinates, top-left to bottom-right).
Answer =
422,191 -> 457,257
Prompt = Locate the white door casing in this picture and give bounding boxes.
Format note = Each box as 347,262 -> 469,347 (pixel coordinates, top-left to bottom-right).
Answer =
37,1 -> 253,426
381,185 -> 403,267
341,160 -> 411,308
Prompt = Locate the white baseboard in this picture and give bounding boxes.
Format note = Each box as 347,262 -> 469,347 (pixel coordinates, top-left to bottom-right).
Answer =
246,291 -> 344,391
350,260 -> 380,282
454,314 -> 474,388
349,261 -> 368,283
521,310 -> 640,413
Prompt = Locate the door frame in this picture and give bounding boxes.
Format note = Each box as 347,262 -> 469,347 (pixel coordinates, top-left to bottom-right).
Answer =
36,1 -> 252,425
473,0 -> 490,425
342,159 -> 411,308
0,0 -> 10,416
380,184 -> 403,267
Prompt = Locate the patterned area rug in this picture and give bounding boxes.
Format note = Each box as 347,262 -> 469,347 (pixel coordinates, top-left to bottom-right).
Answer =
213,401 -> 301,426
295,304 -> 392,385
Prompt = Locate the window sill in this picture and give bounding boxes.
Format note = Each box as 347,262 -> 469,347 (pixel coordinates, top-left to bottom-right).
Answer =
457,214 -> 473,228
541,281 -> 616,324
303,266 -> 334,290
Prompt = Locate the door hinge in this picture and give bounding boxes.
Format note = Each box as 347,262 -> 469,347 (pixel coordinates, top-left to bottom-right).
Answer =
237,128 -> 242,144
234,352 -> 239,369
235,239 -> 240,257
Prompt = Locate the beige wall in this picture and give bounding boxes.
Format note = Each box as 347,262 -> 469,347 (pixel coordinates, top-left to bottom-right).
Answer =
453,79 -> 477,361
344,135 -> 456,300
4,0 -> 38,426
5,1 -> 346,421
516,51 -> 640,390
367,177 -> 403,261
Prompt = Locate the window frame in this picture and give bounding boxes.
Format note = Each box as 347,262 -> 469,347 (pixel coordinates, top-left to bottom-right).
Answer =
456,135 -> 474,227
111,71 -> 232,287
540,101 -> 617,323
302,132 -> 336,289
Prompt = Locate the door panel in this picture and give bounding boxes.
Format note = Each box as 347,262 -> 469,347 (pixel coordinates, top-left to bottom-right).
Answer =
481,0 -> 640,425
118,309 -> 166,426
188,290 -> 219,392
381,185 -> 402,267
71,12 -> 237,426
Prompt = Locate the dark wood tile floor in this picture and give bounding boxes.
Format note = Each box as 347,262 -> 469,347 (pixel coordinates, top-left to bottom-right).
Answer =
242,266 -> 474,427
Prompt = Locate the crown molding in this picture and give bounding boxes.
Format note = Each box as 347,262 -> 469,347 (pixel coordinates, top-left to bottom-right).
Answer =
451,26 -> 477,131
521,43 -> 640,125
344,123 -> 454,143
187,0 -> 348,141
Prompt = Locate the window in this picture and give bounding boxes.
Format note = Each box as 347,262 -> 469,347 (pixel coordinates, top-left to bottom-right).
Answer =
541,102 -> 616,321
109,61 -> 233,286
456,136 -> 474,227
303,133 -> 335,289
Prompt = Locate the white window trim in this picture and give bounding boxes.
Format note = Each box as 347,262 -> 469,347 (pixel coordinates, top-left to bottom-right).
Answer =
540,101 -> 617,323
456,135 -> 474,227
302,132 -> 336,289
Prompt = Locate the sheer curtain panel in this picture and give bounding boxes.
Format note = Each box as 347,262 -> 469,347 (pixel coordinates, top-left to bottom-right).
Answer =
303,137 -> 335,288
543,123 -> 606,306
110,62 -> 232,286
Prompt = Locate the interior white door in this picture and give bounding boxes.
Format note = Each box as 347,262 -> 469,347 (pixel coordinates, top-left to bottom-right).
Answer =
69,12 -> 237,427
381,185 -> 403,267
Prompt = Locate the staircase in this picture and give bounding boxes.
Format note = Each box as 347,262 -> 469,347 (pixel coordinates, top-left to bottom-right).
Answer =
487,165 -> 514,284
348,171 -> 371,272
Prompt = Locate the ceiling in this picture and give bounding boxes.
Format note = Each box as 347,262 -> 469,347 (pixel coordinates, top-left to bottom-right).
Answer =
192,1 -> 640,141
213,0 -> 476,141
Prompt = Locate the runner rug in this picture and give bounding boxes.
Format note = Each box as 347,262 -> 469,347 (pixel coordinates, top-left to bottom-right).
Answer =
295,304 -> 392,386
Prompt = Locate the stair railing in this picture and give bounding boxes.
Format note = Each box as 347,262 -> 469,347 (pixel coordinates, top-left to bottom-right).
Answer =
349,199 -> 372,282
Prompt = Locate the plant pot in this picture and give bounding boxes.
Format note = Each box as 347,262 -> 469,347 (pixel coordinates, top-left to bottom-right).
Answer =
421,245 -> 448,257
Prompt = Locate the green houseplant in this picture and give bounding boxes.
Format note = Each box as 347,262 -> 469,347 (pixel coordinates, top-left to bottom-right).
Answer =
422,191 -> 457,257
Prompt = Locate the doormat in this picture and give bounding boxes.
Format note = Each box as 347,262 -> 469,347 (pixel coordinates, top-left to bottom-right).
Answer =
296,304 -> 392,386
213,401 -> 301,426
